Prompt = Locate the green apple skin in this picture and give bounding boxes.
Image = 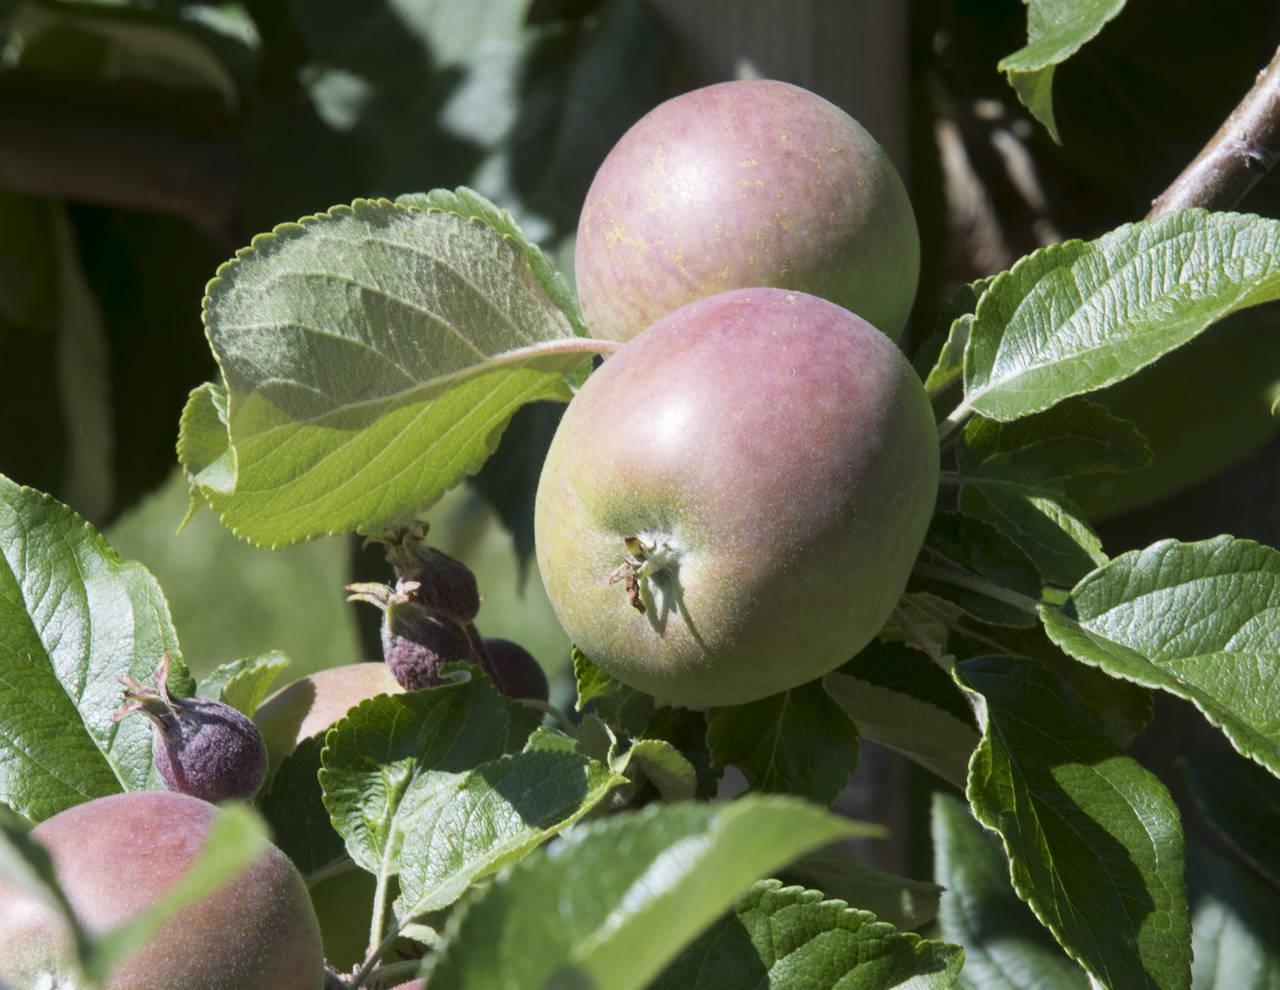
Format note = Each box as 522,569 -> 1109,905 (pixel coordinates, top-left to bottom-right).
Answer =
254,661 -> 404,773
574,78 -> 919,343
534,288 -> 938,706
0,791 -> 324,990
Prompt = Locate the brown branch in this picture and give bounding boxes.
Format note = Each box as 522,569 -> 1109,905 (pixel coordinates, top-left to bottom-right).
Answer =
1147,45 -> 1280,218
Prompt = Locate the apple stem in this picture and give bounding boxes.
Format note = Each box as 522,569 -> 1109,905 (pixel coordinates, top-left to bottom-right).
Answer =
936,400 -> 974,447
912,561 -> 1043,615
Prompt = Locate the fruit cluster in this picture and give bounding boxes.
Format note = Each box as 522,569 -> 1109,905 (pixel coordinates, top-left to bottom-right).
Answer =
345,523 -> 550,703
536,79 -> 938,707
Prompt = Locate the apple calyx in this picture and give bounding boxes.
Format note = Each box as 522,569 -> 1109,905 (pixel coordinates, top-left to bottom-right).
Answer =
114,652 -> 187,740
609,535 -> 681,614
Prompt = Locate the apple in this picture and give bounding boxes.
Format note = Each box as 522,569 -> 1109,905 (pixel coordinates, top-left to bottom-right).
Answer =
254,662 -> 404,773
534,287 -> 938,706
0,791 -> 324,990
574,78 -> 919,343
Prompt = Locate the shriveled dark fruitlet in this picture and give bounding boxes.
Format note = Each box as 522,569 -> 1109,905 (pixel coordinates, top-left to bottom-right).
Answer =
115,653 -> 268,802
482,637 -> 550,703
347,582 -> 476,691
0,791 -> 325,990
375,523 -> 481,622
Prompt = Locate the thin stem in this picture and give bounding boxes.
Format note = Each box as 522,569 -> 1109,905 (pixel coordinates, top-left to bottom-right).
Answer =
365,861 -> 394,975
912,562 -> 1043,616
363,959 -> 423,987
1148,45 -> 1280,217
892,606 -> 955,674
353,916 -> 410,989
937,399 -> 974,447
519,696 -> 578,734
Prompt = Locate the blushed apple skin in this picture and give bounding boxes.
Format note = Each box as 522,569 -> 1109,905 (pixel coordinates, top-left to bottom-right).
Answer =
534,288 -> 938,706
0,791 -> 324,990
574,78 -> 919,343
254,661 -> 404,773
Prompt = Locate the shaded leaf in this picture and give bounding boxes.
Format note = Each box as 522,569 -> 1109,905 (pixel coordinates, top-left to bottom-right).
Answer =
826,641 -> 978,789
931,791 -> 1088,990
1188,844 -> 1280,990
954,398 -> 1151,585
707,680 -> 859,807
911,511 -> 1043,628
1185,751 -> 1280,890
959,655 -> 1190,990
780,849 -> 944,932
573,647 -> 654,738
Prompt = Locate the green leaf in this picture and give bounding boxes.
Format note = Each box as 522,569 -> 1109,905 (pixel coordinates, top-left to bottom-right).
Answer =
650,878 -> 964,989
959,397 -> 1153,483
259,735 -> 347,879
196,651 -> 290,717
707,680 -> 860,807
0,475 -> 190,821
825,641 -> 979,789
1041,536 -> 1280,780
931,791 -> 1088,990
780,849 -> 944,932
923,312 -> 972,396
184,196 -> 608,546
398,747 -> 625,918
612,737 -> 698,803
1007,65 -> 1060,143
319,669 -> 537,877
963,210 -> 1280,423
954,398 -> 1152,585
945,619 -> 1153,752
422,796 -> 868,990
638,705 -> 719,800
958,655 -> 1190,990
998,0 -> 1129,141
1188,844 -> 1280,989
911,511 -> 1044,628
1185,752 -> 1280,890
178,381 -> 236,496
573,647 -> 655,738
406,187 -> 588,339
84,802 -> 269,985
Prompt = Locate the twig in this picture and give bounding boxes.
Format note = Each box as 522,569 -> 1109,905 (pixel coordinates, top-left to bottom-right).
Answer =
1147,45 -> 1280,218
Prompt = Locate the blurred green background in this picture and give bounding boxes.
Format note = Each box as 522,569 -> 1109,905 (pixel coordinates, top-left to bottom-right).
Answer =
3,0 -> 1278,692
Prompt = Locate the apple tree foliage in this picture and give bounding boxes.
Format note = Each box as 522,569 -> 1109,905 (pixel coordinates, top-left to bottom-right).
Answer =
3,1 -> 1280,988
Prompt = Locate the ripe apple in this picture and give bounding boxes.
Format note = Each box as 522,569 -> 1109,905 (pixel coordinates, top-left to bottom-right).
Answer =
0,791 -> 324,990
534,287 -> 938,706
574,78 -> 919,343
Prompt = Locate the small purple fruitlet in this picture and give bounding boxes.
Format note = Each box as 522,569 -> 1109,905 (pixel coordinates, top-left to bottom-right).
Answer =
114,653 -> 268,803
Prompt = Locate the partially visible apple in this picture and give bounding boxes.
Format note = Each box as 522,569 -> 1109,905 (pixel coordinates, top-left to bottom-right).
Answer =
574,78 -> 919,342
0,791 -> 324,990
534,287 -> 938,706
254,662 -> 404,772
